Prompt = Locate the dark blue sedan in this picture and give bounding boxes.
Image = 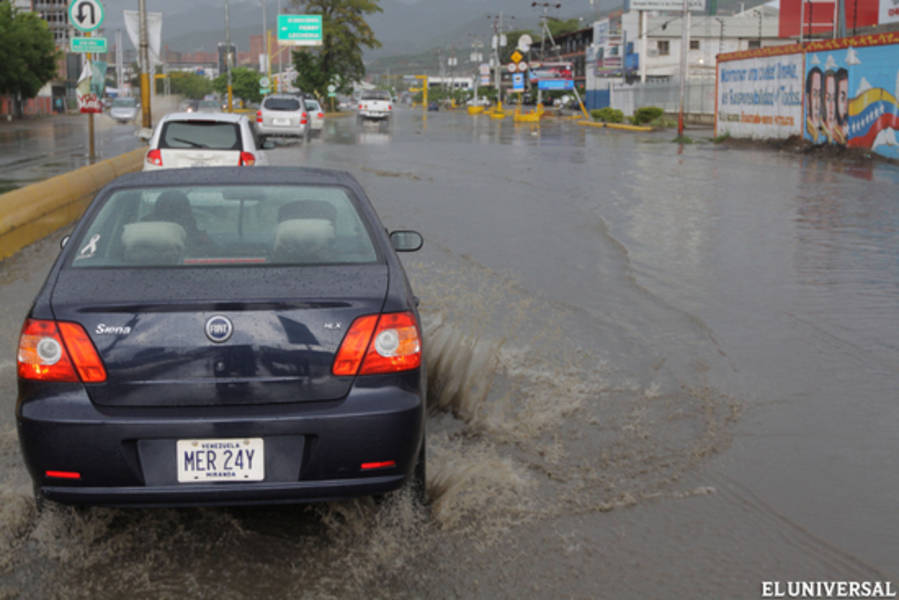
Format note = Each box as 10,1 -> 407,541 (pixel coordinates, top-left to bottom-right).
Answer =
16,167 -> 426,507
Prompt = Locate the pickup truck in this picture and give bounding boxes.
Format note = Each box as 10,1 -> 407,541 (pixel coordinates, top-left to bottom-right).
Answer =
358,90 -> 393,121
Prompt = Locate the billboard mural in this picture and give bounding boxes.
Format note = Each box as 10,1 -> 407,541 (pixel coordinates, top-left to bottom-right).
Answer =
804,38 -> 899,158
717,49 -> 804,139
716,32 -> 899,160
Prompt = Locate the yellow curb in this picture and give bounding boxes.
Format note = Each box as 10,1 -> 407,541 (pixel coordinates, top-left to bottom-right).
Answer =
0,147 -> 146,261
606,122 -> 653,131
577,120 -> 654,132
324,111 -> 352,118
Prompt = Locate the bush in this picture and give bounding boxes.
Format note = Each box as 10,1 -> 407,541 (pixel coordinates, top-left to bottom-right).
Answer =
590,107 -> 624,123
633,106 -> 664,125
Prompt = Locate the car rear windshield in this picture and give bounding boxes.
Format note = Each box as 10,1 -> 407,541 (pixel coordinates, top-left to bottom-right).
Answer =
361,91 -> 390,101
158,120 -> 241,150
70,185 -> 379,267
305,100 -> 321,111
112,98 -> 136,107
263,97 -> 301,111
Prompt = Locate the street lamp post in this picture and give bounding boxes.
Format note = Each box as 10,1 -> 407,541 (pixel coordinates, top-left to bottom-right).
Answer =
225,0 -> 233,111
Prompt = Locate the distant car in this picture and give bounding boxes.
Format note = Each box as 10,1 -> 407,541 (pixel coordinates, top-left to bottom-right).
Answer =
109,97 -> 139,123
358,90 -> 392,121
197,99 -> 222,113
427,101 -> 439,112
16,166 -> 426,508
304,98 -> 324,134
142,112 -> 268,171
255,93 -> 310,144
181,100 -> 199,113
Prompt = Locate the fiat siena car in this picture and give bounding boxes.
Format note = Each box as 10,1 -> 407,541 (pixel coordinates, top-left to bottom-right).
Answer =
16,167 -> 426,508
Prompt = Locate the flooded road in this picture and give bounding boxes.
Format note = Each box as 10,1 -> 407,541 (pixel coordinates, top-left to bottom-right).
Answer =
0,108 -> 896,598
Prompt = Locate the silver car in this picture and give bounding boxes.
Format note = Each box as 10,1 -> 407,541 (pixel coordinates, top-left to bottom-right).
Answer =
255,94 -> 309,144
143,112 -> 268,171
304,98 -> 324,134
109,97 -> 139,123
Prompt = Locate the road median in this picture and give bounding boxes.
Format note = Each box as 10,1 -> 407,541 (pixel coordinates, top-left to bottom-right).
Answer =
0,147 -> 146,261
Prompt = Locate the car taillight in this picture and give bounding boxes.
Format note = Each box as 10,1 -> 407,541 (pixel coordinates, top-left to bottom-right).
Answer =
256,110 -> 262,123
145,149 -> 162,167
359,103 -> 364,110
239,152 -> 256,166
18,319 -> 106,383
317,112 -> 323,118
301,112 -> 308,125
332,312 -> 421,376
388,105 -> 392,111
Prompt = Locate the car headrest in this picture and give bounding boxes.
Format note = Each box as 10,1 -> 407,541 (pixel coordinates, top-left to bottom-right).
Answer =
272,218 -> 335,261
121,221 -> 187,264
278,200 -> 337,224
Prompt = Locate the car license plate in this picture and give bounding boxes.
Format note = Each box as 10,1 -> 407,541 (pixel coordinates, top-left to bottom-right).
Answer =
273,117 -> 290,126
176,438 -> 264,483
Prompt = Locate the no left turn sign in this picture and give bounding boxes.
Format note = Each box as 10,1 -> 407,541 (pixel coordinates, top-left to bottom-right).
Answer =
69,0 -> 104,33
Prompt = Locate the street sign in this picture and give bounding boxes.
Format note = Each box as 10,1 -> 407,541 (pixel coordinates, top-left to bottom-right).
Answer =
259,76 -> 271,88
512,73 -> 524,92
517,34 -> 532,53
259,87 -> 271,95
70,36 -> 107,53
68,0 -> 104,33
277,14 -> 323,46
510,50 -> 523,64
518,61 -> 528,72
538,79 -> 574,91
327,91 -> 336,98
327,84 -> 336,93
506,63 -> 517,73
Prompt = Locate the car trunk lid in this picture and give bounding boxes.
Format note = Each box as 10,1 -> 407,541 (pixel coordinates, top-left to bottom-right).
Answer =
49,265 -> 388,407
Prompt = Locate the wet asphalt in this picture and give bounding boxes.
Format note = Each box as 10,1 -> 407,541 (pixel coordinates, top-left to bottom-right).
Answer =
0,107 -> 896,598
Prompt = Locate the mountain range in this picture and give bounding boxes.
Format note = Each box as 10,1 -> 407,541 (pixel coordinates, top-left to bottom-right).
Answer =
99,0 -> 753,65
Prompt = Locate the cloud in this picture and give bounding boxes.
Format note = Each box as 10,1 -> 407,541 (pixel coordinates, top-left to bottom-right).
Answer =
857,76 -> 872,94
824,54 -> 838,70
845,47 -> 861,65
810,54 -> 821,65
872,127 -> 897,149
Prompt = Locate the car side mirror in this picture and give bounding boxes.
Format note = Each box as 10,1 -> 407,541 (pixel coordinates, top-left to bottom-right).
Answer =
60,235 -> 70,249
137,128 -> 153,142
389,230 -> 423,252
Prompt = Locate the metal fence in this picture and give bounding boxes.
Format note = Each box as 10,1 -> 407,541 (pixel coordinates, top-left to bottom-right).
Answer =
608,78 -> 717,117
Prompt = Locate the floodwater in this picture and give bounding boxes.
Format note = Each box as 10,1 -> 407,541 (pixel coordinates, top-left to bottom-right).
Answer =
0,95 -> 182,187
0,109 -> 896,598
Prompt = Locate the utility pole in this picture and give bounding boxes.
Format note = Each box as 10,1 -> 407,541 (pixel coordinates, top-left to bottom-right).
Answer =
261,0 -> 267,74
115,29 -> 124,92
138,0 -> 151,128
277,0 -> 283,90
533,3 -> 561,107
225,0 -> 233,111
488,12 -> 505,110
677,0 -> 689,137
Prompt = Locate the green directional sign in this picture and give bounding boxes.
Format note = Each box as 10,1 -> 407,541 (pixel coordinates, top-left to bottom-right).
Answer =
277,14 -> 322,46
70,36 -> 107,53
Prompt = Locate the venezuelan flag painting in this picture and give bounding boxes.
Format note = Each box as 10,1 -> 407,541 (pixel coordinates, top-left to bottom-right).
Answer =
805,45 -> 899,159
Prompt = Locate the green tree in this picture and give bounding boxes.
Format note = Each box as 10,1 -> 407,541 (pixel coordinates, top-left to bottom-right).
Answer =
0,3 -> 58,116
213,67 -> 262,104
289,0 -> 382,96
546,17 -> 583,39
171,72 -> 213,100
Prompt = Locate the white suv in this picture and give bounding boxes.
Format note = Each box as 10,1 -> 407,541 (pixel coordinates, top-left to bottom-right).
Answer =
143,112 -> 267,171
255,94 -> 310,144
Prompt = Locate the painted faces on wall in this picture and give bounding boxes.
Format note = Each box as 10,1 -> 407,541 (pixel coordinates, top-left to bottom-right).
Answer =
823,70 -> 837,140
835,68 -> 849,143
806,67 -> 823,141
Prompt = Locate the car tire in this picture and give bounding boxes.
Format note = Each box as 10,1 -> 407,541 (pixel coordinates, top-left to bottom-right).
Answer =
411,436 -> 427,505
33,482 -> 46,514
